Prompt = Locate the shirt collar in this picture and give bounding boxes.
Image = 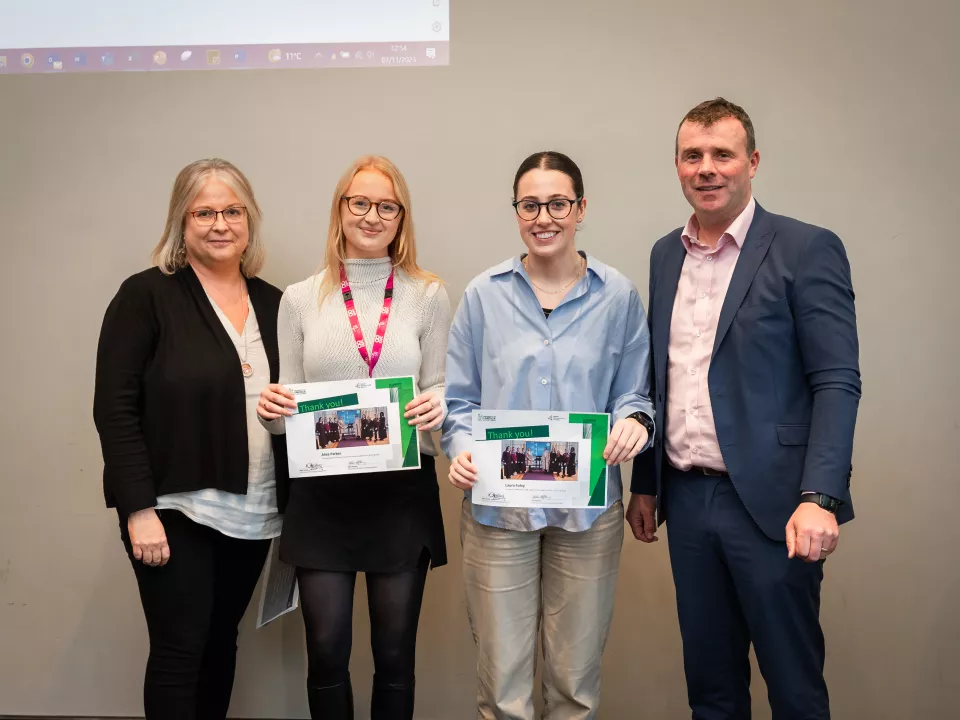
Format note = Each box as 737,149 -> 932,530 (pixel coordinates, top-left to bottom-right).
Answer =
492,251 -> 607,284
681,196 -> 756,251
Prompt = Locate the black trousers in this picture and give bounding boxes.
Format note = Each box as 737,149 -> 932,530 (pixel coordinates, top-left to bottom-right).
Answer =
666,467 -> 829,720
120,509 -> 270,720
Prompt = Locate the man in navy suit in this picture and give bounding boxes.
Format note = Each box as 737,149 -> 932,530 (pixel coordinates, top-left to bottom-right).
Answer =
628,98 -> 860,719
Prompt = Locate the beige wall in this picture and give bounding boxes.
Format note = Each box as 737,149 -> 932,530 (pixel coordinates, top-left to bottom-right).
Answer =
1,0 -> 958,717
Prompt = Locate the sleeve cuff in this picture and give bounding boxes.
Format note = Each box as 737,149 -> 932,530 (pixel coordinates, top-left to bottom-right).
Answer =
113,482 -> 159,518
446,434 -> 472,461
258,414 -> 287,435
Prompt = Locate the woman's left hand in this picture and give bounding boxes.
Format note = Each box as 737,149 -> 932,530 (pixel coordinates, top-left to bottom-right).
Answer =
404,391 -> 443,431
603,417 -> 649,466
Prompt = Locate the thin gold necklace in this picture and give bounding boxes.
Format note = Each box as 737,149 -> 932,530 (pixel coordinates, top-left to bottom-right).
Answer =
523,255 -> 585,295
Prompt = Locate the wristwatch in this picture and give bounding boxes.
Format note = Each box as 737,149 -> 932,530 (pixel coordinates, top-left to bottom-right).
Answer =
627,411 -> 655,438
799,493 -> 842,514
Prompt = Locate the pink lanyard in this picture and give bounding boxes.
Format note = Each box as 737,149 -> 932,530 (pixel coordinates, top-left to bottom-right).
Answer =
340,264 -> 395,377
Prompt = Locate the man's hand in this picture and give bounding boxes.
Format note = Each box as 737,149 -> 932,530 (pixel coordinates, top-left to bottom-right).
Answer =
626,493 -> 659,543
786,503 -> 839,562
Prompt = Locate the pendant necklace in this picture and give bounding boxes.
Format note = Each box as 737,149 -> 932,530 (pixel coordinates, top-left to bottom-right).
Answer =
239,283 -> 253,378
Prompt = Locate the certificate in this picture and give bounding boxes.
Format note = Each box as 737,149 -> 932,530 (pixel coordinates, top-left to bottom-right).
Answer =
285,376 -> 421,477
470,410 -> 610,509
256,539 -> 298,629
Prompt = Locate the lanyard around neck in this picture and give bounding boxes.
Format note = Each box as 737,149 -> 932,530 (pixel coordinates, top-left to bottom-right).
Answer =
339,264 -> 395,377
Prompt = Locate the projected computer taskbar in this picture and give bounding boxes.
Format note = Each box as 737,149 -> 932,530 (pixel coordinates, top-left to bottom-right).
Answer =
0,42 -> 450,74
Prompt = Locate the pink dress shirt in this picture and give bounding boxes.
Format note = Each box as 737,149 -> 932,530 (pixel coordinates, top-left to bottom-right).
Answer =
665,198 -> 756,472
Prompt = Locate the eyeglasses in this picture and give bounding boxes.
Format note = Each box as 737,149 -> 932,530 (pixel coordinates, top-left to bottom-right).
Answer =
189,206 -> 247,226
342,195 -> 404,221
512,197 -> 582,221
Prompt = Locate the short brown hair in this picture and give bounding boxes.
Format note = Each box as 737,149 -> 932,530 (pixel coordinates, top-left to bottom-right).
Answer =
675,97 -> 756,157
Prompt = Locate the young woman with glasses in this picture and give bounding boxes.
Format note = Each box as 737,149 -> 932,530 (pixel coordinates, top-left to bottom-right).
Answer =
256,156 -> 450,720
441,151 -> 656,719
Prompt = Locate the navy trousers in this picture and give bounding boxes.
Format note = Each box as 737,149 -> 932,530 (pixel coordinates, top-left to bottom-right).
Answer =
665,465 -> 829,720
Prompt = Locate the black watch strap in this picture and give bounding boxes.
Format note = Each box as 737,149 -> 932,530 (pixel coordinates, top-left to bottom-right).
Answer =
627,411 -> 655,437
799,493 -> 842,514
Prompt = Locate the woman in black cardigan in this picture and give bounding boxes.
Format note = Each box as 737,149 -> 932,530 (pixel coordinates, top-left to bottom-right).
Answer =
93,158 -> 288,720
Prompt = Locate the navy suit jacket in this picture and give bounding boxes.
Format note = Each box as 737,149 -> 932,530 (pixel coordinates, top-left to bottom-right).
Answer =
631,202 -> 861,540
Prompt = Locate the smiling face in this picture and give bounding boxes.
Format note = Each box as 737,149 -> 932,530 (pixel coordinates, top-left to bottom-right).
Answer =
340,169 -> 402,259
183,177 -> 249,271
514,168 -> 586,261
675,116 -> 759,232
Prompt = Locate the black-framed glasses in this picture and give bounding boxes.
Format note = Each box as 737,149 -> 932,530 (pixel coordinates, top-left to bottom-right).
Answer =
512,197 -> 582,221
342,195 -> 404,221
189,206 -> 247,226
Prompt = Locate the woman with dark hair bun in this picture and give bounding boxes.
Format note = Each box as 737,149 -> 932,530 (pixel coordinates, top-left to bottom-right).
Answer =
441,151 -> 656,718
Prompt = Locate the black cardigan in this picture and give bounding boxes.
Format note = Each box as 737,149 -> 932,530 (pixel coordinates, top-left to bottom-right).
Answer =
93,266 -> 290,518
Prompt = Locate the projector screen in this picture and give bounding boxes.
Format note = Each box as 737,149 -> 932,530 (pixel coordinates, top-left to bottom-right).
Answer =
0,0 -> 450,74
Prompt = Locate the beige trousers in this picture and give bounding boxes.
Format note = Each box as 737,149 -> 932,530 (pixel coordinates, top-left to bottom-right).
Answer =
460,500 -> 624,720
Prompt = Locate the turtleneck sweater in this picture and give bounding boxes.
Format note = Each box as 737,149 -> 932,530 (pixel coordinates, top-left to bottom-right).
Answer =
262,258 -> 450,455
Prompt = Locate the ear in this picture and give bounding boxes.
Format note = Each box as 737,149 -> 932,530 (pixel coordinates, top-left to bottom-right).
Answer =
748,149 -> 760,179
577,197 -> 588,223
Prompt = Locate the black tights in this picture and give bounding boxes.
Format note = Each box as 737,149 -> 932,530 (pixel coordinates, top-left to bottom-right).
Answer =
297,553 -> 429,720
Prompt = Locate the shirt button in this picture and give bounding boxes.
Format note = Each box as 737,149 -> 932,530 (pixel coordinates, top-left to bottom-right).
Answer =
689,408 -> 697,415
695,330 -> 702,338
541,378 -> 548,385
692,446 -> 700,454
706,256 -> 714,262
689,368 -> 697,375
700,293 -> 707,300
543,339 -> 550,346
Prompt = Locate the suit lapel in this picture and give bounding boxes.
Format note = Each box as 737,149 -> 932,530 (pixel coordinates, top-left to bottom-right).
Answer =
654,234 -> 687,388
712,204 -> 776,357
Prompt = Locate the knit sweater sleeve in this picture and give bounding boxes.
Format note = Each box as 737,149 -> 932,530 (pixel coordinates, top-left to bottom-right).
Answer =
259,280 -> 309,435
417,281 -> 452,419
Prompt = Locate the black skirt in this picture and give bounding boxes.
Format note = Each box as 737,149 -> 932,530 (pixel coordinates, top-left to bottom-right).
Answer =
279,454 -> 447,573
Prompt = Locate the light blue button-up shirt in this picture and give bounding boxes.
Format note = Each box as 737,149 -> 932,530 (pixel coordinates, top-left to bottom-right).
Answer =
441,253 -> 655,532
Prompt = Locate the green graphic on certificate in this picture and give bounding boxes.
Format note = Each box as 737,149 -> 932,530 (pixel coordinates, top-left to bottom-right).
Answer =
284,376 -> 420,477
374,377 -> 420,468
568,413 -> 608,507
470,410 -> 610,509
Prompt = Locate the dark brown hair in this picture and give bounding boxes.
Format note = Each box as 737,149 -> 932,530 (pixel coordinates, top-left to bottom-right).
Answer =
675,97 -> 756,157
513,151 -> 585,200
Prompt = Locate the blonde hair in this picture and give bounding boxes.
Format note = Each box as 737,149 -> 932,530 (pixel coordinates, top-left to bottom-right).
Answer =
317,155 -> 439,305
152,158 -> 265,277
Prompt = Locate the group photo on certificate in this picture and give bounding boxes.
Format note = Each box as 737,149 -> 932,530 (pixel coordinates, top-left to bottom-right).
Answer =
313,407 -> 391,449
500,440 -> 578,481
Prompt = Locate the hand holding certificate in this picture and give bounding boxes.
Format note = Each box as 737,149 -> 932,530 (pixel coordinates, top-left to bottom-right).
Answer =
470,410 -> 610,509
283,376 -> 422,477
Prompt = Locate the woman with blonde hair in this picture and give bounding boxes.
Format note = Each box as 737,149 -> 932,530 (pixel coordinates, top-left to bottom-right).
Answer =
257,156 -> 450,719
93,158 -> 287,719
